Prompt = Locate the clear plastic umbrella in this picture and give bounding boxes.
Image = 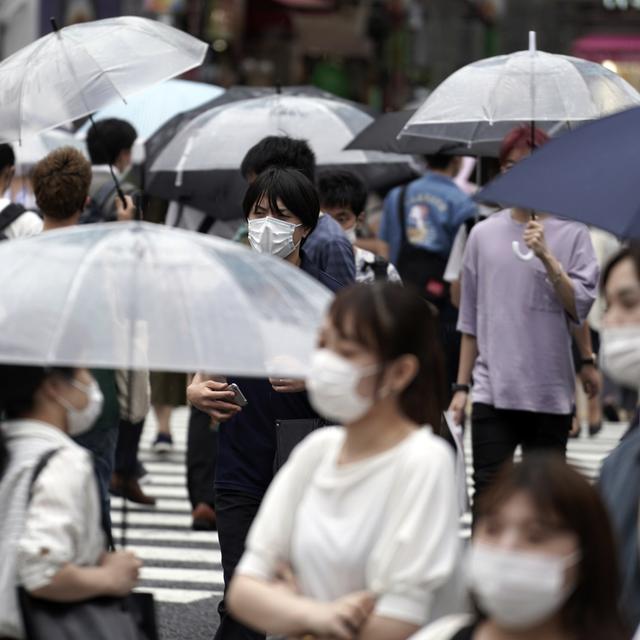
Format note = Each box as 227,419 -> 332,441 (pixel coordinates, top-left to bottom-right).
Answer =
400,32 -> 640,154
0,222 -> 333,377
146,94 -> 418,211
0,16 -> 208,143
74,79 -> 224,164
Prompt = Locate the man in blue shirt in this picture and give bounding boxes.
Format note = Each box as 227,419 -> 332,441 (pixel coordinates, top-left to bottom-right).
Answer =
380,154 -> 476,397
379,154 -> 476,265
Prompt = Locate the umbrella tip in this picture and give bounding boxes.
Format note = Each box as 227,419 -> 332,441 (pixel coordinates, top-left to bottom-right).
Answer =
50,17 -> 59,32
528,30 -> 537,53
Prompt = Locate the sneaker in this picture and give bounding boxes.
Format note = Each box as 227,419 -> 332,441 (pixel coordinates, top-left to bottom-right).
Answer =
192,503 -> 217,531
152,433 -> 173,454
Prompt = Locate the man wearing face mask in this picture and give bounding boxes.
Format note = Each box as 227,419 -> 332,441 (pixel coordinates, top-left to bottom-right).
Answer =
598,245 -> 640,631
318,169 -> 401,283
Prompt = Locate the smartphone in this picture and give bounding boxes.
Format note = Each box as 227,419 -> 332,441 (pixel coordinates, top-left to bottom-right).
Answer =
228,383 -> 248,407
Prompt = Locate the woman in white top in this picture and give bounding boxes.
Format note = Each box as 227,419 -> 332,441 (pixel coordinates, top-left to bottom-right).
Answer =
227,283 -> 461,640
0,364 -> 142,640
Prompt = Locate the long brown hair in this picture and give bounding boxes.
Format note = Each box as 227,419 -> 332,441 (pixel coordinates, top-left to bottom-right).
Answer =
476,454 -> 628,640
328,282 -> 446,428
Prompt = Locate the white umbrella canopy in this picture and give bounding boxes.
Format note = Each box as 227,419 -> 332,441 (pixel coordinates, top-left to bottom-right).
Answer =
0,223 -> 333,378
0,16 -> 209,143
400,32 -> 640,153
150,93 -> 412,173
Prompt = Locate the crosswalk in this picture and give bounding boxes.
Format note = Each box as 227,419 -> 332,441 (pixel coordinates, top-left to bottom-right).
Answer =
112,408 -> 627,606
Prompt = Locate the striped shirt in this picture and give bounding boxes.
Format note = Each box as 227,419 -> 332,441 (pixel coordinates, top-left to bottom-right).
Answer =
0,420 -> 103,639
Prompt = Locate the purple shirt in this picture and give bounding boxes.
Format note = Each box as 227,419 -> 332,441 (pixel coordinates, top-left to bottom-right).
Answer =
458,210 -> 599,415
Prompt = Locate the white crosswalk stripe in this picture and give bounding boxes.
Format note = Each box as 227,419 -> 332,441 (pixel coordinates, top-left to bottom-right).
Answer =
112,408 -> 626,605
110,407 -> 223,604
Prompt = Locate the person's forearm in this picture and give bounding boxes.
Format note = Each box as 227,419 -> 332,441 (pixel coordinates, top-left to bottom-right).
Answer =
28,564 -> 115,602
457,334 -> 478,385
540,252 -> 578,321
227,575 -> 312,636
572,322 -> 593,358
359,615 -> 419,640
450,279 -> 461,309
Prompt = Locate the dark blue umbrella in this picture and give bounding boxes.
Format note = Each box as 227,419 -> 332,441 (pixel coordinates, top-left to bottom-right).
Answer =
476,106 -> 640,238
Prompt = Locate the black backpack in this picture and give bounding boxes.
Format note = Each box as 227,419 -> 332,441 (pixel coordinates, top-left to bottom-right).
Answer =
0,203 -> 27,241
394,185 -> 450,307
80,180 -> 123,224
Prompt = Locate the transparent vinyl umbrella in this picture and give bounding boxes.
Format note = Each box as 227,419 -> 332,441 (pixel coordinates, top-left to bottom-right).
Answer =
0,223 -> 333,377
400,32 -> 640,154
0,16 -> 208,143
146,94 -> 417,213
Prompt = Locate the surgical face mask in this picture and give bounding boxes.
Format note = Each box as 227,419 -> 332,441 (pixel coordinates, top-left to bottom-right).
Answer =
600,325 -> 640,390
344,225 -> 357,243
248,217 -> 301,259
56,378 -> 104,437
467,542 -> 579,630
307,348 -> 380,424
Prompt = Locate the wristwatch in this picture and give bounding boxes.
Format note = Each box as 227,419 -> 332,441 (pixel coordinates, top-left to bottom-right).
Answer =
580,354 -> 597,369
451,383 -> 470,394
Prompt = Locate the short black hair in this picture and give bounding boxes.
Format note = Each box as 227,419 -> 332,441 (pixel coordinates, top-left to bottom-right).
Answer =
423,153 -> 456,170
87,118 -> 137,165
0,144 -> 15,172
317,170 -> 368,217
241,136 -> 316,183
242,166 -> 320,232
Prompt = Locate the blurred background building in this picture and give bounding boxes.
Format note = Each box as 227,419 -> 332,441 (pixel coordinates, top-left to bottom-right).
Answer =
2,0 -> 640,109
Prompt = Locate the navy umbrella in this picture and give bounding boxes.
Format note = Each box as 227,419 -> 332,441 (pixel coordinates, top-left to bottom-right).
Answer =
476,105 -> 640,239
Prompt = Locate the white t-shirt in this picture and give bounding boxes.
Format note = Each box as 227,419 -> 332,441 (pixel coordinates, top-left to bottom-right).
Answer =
0,198 -> 43,239
237,426 -> 460,626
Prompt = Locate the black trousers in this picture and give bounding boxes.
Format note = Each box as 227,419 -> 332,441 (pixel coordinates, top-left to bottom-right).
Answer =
471,402 -> 571,507
186,407 -> 218,510
214,490 -> 264,640
114,418 -> 144,476
438,300 -> 461,403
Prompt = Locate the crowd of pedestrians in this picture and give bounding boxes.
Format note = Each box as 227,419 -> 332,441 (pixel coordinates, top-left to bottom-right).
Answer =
0,100 -> 639,640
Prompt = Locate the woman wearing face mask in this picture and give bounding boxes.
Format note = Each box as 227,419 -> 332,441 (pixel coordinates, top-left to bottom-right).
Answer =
415,453 -> 627,640
187,167 -> 342,640
225,283 -> 461,640
599,244 -> 640,632
0,365 -> 142,640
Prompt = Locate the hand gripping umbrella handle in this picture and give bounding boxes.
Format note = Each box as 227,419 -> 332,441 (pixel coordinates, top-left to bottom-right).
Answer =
512,241 -> 535,261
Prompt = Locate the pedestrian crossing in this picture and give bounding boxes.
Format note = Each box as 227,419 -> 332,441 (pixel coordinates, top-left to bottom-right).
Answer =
112,408 -> 627,605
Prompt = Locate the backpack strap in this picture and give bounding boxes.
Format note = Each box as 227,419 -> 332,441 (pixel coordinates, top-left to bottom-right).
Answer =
396,184 -> 409,247
0,203 -> 27,236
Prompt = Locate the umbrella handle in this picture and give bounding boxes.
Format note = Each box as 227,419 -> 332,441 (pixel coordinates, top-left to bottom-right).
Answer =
512,241 -> 535,262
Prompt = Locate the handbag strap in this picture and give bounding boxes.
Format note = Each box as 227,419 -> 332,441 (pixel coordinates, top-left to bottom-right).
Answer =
28,447 -> 115,552
396,184 -> 409,248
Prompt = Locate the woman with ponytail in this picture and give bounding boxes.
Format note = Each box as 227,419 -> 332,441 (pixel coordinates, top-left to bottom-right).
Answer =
0,364 -> 141,639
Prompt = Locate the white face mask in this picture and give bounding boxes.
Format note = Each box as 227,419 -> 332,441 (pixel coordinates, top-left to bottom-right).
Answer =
467,542 -> 579,630
307,349 -> 380,424
56,378 -> 104,437
344,225 -> 357,243
248,217 -> 302,259
600,326 -> 640,390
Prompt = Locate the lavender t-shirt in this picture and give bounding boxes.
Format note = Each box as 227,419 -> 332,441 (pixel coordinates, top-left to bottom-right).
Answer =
458,210 -> 599,415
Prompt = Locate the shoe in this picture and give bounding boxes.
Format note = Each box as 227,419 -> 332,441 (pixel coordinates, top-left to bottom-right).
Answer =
588,422 -> 603,437
110,473 -> 156,506
152,433 -> 173,454
192,502 -> 216,531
